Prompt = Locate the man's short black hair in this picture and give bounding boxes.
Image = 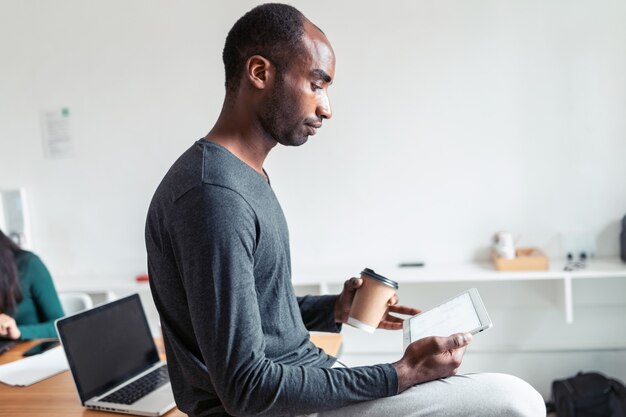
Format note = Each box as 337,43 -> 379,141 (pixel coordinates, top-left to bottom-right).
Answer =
223,3 -> 307,93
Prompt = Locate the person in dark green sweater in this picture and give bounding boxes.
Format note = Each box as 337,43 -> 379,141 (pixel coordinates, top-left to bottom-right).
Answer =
0,229 -> 64,340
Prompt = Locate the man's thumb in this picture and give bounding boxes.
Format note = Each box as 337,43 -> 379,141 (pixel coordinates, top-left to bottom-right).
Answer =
445,332 -> 472,350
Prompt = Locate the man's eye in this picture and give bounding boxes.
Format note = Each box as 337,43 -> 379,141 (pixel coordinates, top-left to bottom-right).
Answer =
311,83 -> 322,91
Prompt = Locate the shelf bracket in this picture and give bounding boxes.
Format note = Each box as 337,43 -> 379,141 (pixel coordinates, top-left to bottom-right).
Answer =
563,276 -> 573,324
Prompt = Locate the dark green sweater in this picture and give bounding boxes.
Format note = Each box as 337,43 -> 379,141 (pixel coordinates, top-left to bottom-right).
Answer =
14,251 -> 64,339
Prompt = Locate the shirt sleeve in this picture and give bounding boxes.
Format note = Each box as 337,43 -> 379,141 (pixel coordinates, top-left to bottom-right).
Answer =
168,185 -> 397,416
18,254 -> 65,339
297,295 -> 342,333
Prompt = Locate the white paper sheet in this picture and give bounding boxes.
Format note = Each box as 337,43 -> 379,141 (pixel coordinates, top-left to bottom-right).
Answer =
0,346 -> 69,386
41,107 -> 74,158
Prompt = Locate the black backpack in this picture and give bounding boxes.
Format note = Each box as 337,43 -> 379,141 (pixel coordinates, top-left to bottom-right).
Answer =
619,216 -> 626,262
547,372 -> 626,417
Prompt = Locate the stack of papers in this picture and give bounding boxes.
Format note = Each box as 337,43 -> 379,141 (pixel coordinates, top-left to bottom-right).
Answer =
0,346 -> 69,386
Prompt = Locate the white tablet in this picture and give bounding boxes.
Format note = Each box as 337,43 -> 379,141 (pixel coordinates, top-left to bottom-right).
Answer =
403,288 -> 493,350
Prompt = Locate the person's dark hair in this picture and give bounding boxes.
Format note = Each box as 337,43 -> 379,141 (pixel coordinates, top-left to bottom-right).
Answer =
0,229 -> 22,315
222,3 -> 307,94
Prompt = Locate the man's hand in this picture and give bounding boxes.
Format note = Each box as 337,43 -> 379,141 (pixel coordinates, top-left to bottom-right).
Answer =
334,277 -> 421,329
0,313 -> 21,340
393,332 -> 472,392
378,303 -> 421,330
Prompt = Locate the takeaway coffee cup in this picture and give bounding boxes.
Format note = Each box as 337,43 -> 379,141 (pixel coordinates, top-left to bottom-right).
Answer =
347,268 -> 399,334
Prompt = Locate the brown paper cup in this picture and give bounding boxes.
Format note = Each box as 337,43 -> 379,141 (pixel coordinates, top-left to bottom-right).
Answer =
347,268 -> 398,333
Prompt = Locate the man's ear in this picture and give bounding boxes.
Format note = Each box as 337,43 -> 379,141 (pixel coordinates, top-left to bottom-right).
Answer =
245,55 -> 274,90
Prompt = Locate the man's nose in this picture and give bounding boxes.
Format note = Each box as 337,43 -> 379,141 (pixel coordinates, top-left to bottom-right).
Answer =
316,94 -> 332,120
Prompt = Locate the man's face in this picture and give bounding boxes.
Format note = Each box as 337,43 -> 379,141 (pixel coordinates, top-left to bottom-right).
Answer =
259,22 -> 335,147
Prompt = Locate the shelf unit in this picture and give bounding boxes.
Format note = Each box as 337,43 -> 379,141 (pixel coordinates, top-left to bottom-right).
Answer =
290,257 -> 626,324
55,257 -> 626,326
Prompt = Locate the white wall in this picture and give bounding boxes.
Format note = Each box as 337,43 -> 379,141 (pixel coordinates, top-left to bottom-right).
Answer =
275,0 -> 626,269
2,0 -> 625,282
1,0 -> 625,279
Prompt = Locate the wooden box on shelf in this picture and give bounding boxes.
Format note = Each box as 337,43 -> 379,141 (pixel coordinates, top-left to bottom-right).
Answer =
491,247 -> 549,271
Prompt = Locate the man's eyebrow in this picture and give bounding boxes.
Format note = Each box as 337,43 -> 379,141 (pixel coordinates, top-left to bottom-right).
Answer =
311,69 -> 332,83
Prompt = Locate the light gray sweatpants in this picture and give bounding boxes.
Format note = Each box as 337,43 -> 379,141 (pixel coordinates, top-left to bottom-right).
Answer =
305,373 -> 546,417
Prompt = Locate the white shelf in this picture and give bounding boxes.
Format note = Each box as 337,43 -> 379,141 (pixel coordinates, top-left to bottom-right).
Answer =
56,276 -> 152,303
291,257 -> 626,324
54,258 -> 626,324
292,258 -> 626,284
58,279 -> 151,293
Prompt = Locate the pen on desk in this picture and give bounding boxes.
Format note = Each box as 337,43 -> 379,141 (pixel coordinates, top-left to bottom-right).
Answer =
398,262 -> 425,268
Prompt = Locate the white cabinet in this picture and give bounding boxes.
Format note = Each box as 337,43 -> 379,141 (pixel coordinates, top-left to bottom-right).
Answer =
291,258 -> 626,398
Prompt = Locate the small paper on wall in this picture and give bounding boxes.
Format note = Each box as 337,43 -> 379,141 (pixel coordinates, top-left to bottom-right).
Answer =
41,107 -> 74,158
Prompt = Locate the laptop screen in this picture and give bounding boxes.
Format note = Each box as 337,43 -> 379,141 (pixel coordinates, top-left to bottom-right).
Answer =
56,294 -> 160,403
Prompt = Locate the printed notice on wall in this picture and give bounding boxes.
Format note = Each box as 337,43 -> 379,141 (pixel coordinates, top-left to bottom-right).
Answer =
41,107 -> 74,158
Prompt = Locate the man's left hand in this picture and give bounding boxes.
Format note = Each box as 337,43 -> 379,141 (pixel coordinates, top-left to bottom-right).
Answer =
334,277 -> 421,330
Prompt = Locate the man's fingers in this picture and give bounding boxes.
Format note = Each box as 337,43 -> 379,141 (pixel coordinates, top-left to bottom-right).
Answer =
443,333 -> 472,350
449,345 -> 467,368
418,333 -> 472,354
347,277 -> 363,290
378,321 -> 403,330
388,295 -> 399,306
388,304 -> 421,316
383,314 -> 404,323
378,316 -> 404,329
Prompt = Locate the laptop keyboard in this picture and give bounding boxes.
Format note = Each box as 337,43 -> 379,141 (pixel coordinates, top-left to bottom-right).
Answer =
101,365 -> 169,405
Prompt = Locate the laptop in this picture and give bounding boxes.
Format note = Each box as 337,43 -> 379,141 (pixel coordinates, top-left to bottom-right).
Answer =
55,294 -> 175,417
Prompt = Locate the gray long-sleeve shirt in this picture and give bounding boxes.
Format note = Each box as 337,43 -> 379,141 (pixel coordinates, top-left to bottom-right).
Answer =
145,139 -> 397,416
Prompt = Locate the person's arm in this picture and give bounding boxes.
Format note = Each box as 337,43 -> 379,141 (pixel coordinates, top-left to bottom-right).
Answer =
297,294 -> 342,332
18,254 -> 64,339
169,186 -> 397,416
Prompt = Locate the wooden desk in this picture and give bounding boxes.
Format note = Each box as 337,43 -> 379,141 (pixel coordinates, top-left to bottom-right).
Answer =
0,340 -> 185,417
0,334 -> 341,416
310,332 -> 343,357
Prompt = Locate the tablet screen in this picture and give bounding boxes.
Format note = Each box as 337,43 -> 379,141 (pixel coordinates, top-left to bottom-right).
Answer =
408,292 -> 482,341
